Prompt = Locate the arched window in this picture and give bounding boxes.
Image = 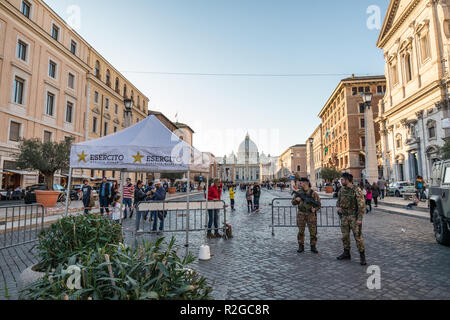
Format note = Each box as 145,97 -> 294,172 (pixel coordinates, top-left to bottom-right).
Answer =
115,78 -> 120,93
123,84 -> 127,98
95,60 -> 100,78
405,53 -> 413,82
105,69 -> 111,86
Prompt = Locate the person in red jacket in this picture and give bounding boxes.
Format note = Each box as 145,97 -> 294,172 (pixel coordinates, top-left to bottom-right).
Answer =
206,180 -> 222,239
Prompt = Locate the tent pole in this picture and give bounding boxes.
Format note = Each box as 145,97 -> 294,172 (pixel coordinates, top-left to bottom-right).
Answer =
185,170 -> 190,250
64,167 -> 73,216
205,173 -> 209,226
120,170 -> 125,226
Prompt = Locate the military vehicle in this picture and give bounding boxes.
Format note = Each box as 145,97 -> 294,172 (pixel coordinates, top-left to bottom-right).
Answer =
429,160 -> 450,245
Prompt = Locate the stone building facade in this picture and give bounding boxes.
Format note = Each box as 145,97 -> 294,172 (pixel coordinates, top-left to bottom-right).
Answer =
306,124 -> 323,188
277,144 -> 307,179
318,75 -> 386,183
0,0 -> 149,189
376,0 -> 450,183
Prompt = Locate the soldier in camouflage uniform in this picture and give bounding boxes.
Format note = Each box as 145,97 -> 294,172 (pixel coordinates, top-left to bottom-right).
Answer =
292,178 -> 322,254
336,173 -> 367,265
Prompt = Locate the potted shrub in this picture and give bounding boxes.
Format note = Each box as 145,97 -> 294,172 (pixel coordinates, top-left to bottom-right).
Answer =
19,214 -> 122,292
320,167 -> 342,193
14,137 -> 73,207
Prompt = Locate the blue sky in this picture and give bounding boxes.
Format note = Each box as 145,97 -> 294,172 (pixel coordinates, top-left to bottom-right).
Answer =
45,0 -> 389,157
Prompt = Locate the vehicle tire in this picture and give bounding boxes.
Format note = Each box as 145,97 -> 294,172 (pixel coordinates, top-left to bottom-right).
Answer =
433,208 -> 450,246
395,191 -> 401,197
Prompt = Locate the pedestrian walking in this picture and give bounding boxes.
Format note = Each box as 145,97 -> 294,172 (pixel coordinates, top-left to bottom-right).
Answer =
122,177 -> 134,219
372,182 -> 380,208
415,176 -> 426,201
81,179 -> 93,214
111,195 -> 122,224
206,180 -> 222,239
337,173 -> 367,266
253,182 -> 261,212
99,177 -> 111,216
377,177 -> 386,199
134,180 -> 148,232
365,186 -> 373,214
292,178 -> 321,254
229,185 -> 236,212
149,180 -> 167,235
246,187 -> 253,213
110,180 -> 119,206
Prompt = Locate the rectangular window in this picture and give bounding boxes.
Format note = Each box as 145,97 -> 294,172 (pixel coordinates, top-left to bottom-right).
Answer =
48,60 -> 57,78
114,126 -> 117,133
377,86 -> 385,94
420,34 -> 431,62
361,137 -> 366,148
103,122 -> 108,136
9,121 -> 21,142
297,165 -> 301,172
365,87 -> 370,93
359,104 -> 365,113
70,40 -> 77,55
92,117 -> 97,133
391,63 -> 399,85
17,40 -> 27,61
43,130 -> 52,143
66,102 -> 73,123
46,92 -> 54,116
444,167 -> 450,184
68,73 -> 75,89
428,126 -> 436,139
360,118 -> 365,128
114,104 -> 118,115
358,87 -> 364,93
51,24 -> 59,41
105,98 -> 109,109
13,77 -> 25,104
94,91 -> 99,104
21,1 -> 31,18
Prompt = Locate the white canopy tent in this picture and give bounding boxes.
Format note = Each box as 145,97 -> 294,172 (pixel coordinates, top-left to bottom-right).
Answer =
65,115 -> 212,243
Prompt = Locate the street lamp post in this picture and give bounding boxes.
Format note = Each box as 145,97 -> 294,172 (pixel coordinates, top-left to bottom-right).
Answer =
124,98 -> 133,128
361,92 -> 378,184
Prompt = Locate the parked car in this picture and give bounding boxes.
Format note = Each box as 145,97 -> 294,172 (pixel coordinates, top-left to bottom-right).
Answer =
387,182 -> 416,197
24,184 -> 65,205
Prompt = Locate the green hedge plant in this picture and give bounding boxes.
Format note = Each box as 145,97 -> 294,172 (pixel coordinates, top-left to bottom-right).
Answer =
22,238 -> 213,300
36,214 -> 123,271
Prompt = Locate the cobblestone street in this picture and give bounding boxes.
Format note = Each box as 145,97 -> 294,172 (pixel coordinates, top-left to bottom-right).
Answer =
1,189 -> 450,300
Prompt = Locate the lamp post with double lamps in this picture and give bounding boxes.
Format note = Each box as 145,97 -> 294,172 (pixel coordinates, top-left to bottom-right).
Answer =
361,92 -> 378,185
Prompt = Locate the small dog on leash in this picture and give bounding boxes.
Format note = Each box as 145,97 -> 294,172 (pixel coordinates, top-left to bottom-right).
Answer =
225,223 -> 233,239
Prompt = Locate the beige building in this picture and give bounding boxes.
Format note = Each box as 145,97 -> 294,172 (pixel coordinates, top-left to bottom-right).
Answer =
376,0 -> 450,183
306,124 -> 323,187
318,75 -> 386,183
277,144 -> 307,179
0,0 -> 148,189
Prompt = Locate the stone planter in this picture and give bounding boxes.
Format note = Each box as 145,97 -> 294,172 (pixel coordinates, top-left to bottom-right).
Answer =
18,264 -> 46,293
168,187 -> 177,194
35,190 -> 61,207
324,186 -> 334,194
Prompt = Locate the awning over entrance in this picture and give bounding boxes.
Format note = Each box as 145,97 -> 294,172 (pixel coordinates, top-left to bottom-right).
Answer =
3,169 -> 38,176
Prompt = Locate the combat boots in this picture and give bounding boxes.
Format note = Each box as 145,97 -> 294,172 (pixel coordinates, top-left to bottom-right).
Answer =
360,251 -> 367,266
311,245 -> 319,254
297,244 -> 304,253
337,249 -> 351,260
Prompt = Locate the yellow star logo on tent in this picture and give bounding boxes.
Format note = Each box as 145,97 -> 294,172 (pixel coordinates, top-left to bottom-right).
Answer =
77,151 -> 88,163
133,152 -> 144,164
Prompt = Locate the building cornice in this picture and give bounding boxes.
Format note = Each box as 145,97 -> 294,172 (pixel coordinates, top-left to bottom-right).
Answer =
382,79 -> 440,118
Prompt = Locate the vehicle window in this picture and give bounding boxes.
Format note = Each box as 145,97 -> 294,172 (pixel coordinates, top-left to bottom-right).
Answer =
400,183 -> 409,186
444,167 -> 450,184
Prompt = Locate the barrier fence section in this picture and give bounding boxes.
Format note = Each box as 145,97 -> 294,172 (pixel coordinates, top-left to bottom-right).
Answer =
271,198 -> 340,236
0,204 -> 46,250
135,200 -> 228,245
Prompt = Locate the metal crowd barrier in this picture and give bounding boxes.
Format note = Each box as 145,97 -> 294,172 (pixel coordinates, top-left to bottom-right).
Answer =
0,204 -> 46,250
271,198 -> 341,236
134,200 -> 228,246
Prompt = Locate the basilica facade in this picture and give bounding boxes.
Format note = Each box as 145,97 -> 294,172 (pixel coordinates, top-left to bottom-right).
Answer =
217,134 -> 278,183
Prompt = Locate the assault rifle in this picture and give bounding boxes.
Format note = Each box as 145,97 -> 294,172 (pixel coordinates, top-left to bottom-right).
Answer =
292,190 -> 321,208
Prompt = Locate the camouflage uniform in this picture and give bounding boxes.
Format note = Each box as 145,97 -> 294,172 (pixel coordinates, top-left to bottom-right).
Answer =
292,188 -> 321,246
337,185 -> 366,252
